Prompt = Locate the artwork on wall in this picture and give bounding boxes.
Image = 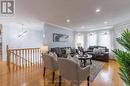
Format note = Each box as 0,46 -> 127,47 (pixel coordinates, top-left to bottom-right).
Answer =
53,33 -> 69,42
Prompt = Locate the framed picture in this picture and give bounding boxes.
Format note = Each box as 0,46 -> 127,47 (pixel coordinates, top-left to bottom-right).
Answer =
53,33 -> 69,42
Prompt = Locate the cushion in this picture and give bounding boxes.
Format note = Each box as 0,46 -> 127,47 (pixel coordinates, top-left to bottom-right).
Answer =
61,48 -> 66,54
67,54 -> 80,64
67,54 -> 73,60
98,48 -> 106,53
48,52 -> 58,61
66,48 -> 71,54
73,55 -> 80,64
93,48 -> 100,54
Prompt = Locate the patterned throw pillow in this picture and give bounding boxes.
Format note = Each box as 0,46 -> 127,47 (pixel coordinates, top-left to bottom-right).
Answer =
93,48 -> 99,54
93,48 -> 104,54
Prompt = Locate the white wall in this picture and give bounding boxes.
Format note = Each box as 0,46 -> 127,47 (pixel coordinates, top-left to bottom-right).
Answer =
2,23 -> 45,61
44,24 -> 74,49
113,21 -> 130,51
1,22 -> 75,61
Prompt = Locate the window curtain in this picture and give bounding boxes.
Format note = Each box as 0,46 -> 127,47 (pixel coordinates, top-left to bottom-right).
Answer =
87,32 -> 97,47
87,30 -> 111,49
98,31 -> 111,49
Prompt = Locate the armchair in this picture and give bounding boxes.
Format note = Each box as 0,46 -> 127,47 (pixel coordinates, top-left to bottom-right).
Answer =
42,54 -> 58,83
58,58 -> 90,86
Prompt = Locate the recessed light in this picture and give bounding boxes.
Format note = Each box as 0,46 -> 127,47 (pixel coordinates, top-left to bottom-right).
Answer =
96,8 -> 101,13
66,19 -> 70,23
104,21 -> 108,24
81,26 -> 85,29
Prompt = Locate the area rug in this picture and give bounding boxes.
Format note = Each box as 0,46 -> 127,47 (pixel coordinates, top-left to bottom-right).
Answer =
90,60 -> 105,82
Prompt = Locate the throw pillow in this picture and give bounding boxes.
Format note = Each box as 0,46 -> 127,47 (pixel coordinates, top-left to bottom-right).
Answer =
67,54 -> 80,65
93,48 -> 99,54
67,54 -> 73,60
98,48 -> 106,53
48,52 -> 58,61
66,48 -> 71,54
73,55 -> 80,65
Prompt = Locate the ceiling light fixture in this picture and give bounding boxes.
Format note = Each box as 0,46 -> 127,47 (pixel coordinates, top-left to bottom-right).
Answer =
104,21 -> 108,24
81,26 -> 85,29
66,19 -> 70,23
96,8 -> 101,13
18,24 -> 28,38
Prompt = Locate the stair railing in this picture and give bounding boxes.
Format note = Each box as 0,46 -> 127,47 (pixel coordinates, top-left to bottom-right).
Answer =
6,45 -> 42,72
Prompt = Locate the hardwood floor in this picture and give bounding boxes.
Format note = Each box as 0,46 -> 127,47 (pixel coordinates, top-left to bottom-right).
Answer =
0,60 -> 124,86
91,60 -> 124,86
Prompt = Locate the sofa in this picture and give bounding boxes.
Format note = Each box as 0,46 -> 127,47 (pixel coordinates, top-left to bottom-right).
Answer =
50,47 -> 78,58
87,46 -> 109,62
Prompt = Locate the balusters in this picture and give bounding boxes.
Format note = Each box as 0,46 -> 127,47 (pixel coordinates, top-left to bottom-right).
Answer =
38,49 -> 40,67
19,50 -> 21,69
22,49 -> 24,68
12,50 -> 15,71
25,49 -> 27,68
33,49 -> 35,67
31,49 -> 32,67
27,49 -> 29,67
15,50 -> 18,71
6,45 -> 10,72
7,47 -> 41,72
37,49 -> 39,67
35,49 -> 37,67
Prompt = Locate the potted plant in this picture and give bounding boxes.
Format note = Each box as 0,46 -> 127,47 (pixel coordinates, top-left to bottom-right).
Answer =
114,29 -> 130,86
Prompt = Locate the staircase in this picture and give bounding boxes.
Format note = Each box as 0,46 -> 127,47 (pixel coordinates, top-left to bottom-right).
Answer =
0,45 -> 43,85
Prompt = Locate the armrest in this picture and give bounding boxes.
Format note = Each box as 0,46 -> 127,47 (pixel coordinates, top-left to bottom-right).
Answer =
81,65 -> 90,73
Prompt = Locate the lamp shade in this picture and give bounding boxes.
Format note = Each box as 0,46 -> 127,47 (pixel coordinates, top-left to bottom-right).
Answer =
40,45 -> 48,54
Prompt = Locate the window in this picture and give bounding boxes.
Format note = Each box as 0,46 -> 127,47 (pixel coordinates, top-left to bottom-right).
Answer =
87,30 -> 111,49
75,33 -> 84,48
87,32 -> 97,47
98,31 -> 110,49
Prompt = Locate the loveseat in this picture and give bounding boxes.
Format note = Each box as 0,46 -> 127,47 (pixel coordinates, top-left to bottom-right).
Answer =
87,46 -> 109,62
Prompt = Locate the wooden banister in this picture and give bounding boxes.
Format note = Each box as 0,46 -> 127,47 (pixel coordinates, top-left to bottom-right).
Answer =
7,45 -> 11,72
6,45 -> 42,72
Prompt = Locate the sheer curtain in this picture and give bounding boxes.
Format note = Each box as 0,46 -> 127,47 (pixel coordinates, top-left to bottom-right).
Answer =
75,33 -> 84,48
87,31 -> 111,49
87,32 -> 97,47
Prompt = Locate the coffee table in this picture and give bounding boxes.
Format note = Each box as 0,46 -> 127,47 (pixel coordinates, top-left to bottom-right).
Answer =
78,55 -> 92,67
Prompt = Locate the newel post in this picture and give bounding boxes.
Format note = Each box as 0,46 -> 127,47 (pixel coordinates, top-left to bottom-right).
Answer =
6,45 -> 11,72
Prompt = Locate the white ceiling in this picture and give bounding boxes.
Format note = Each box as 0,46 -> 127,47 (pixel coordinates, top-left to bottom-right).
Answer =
8,0 -> 130,30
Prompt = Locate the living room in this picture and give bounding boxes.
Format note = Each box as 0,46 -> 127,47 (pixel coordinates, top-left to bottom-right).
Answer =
0,0 -> 130,86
